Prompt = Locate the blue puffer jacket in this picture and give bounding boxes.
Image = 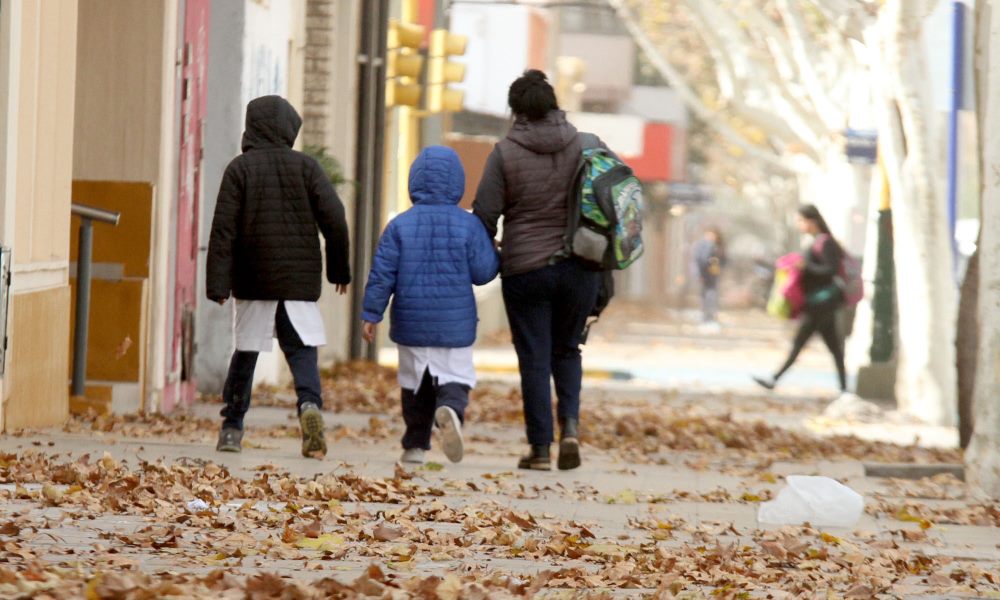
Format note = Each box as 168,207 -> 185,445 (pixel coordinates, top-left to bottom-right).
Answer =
362,146 -> 500,348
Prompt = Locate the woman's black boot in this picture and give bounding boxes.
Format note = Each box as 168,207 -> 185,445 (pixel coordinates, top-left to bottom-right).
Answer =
558,418 -> 581,470
517,444 -> 551,471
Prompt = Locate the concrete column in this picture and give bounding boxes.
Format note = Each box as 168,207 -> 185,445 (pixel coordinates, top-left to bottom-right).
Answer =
196,0 -> 246,393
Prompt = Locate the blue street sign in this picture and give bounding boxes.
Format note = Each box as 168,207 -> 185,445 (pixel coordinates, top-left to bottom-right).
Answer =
845,129 -> 878,165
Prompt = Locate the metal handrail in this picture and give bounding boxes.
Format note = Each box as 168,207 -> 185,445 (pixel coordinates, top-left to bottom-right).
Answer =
70,202 -> 121,399
72,203 -> 120,225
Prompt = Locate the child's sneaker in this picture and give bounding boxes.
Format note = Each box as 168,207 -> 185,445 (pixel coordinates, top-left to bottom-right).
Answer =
400,448 -> 426,464
216,427 -> 243,453
434,406 -> 464,463
299,402 -> 327,459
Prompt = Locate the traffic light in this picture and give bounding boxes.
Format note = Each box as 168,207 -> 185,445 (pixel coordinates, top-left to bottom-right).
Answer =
427,29 -> 467,113
387,19 -> 425,107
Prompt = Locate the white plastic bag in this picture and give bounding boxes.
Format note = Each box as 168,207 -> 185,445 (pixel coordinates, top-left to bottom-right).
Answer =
757,475 -> 864,528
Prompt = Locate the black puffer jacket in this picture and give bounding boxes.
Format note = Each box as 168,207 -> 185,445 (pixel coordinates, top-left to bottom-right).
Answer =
206,96 -> 351,302
802,234 -> 844,310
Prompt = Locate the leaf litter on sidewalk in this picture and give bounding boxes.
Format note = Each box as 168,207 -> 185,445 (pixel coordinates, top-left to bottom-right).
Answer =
0,361 -> 995,597
0,449 -> 998,598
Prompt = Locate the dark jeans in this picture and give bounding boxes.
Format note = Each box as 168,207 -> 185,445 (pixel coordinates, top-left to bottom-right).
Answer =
502,259 -> 601,445
220,302 -> 323,430
401,369 -> 469,450
774,305 -> 847,391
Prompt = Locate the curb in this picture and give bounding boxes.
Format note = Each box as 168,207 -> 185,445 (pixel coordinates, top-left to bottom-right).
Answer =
376,359 -> 634,381
863,463 -> 965,481
473,364 -> 634,381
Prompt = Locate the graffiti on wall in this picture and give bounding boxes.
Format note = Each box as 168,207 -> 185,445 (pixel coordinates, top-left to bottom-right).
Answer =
241,0 -> 292,103
243,43 -> 287,101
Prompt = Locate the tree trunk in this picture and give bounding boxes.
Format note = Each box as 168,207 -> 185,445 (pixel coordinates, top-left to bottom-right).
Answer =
956,243 -> 979,449
967,0 -> 1000,499
879,0 -> 958,426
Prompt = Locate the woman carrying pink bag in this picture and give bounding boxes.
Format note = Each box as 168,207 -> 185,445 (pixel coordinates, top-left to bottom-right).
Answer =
755,205 -> 850,396
767,252 -> 807,319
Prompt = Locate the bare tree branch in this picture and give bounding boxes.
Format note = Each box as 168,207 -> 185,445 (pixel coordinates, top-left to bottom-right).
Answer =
803,0 -> 868,41
680,0 -> 741,102
775,0 -> 847,132
606,0 -> 805,172
733,6 -> 836,141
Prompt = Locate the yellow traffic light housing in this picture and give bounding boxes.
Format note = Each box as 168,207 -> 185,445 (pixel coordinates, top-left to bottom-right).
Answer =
387,19 -> 426,107
427,29 -> 467,113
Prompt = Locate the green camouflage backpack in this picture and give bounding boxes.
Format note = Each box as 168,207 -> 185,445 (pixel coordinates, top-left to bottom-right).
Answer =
564,134 -> 644,271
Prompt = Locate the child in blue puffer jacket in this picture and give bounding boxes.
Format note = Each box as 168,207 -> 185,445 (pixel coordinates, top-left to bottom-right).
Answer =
361,146 -> 500,465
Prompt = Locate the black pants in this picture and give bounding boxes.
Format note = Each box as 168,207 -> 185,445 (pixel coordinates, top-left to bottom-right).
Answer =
401,369 -> 469,450
775,306 -> 847,391
220,302 -> 323,430
502,259 -> 600,446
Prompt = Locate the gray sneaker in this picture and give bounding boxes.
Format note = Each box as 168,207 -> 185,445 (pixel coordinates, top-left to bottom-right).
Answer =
434,406 -> 464,463
216,427 -> 243,453
299,402 -> 327,459
400,448 -> 426,464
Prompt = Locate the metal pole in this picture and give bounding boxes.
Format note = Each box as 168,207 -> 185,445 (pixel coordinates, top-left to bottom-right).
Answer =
71,218 -> 93,397
350,0 -> 390,360
946,0 -> 965,272
366,0 -> 390,362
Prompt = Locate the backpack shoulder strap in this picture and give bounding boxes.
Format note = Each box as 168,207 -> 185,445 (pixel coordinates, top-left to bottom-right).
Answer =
578,132 -> 601,152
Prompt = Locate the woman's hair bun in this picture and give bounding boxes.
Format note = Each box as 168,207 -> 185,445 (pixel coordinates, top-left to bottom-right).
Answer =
508,69 -> 559,121
523,69 -> 548,82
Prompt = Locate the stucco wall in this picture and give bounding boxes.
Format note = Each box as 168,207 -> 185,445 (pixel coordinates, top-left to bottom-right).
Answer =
73,0 -> 167,184
197,0 -> 300,391
1,0 -> 79,430
15,1 -> 76,269
73,0 -> 180,412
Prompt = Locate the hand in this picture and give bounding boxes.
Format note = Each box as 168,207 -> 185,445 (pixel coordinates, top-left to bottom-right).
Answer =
335,284 -> 348,295
493,239 -> 501,250
214,297 -> 228,306
362,321 -> 377,343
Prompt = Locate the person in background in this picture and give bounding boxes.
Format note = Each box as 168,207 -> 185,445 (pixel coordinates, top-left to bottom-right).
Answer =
361,146 -> 500,466
693,226 -> 726,328
207,95 -> 351,458
754,204 -> 847,395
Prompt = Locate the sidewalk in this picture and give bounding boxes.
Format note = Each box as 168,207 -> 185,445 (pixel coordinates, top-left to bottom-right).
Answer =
0,377 -> 996,597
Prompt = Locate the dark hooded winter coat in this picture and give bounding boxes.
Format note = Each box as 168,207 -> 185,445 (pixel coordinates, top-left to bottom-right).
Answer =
206,95 -> 351,302
472,110 -> 609,277
361,146 -> 500,348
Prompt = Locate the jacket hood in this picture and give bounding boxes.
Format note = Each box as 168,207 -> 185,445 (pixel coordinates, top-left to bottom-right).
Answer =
241,95 -> 302,152
506,109 -> 578,154
408,146 -> 465,206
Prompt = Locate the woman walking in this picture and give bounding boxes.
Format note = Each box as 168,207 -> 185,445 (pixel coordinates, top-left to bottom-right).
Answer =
754,205 -> 848,394
473,70 -> 612,471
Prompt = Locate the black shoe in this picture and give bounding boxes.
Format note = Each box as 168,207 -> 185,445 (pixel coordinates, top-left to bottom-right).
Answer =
216,427 -> 243,453
517,444 -> 552,471
299,402 -> 327,459
558,418 -> 581,470
753,376 -> 776,391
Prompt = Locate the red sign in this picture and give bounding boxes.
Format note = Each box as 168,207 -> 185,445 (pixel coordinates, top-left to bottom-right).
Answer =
621,123 -> 674,182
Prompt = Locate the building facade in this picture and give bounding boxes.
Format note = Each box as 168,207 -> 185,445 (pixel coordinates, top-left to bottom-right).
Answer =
0,0 -> 213,428
0,1 -> 79,430
196,0 -> 361,393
